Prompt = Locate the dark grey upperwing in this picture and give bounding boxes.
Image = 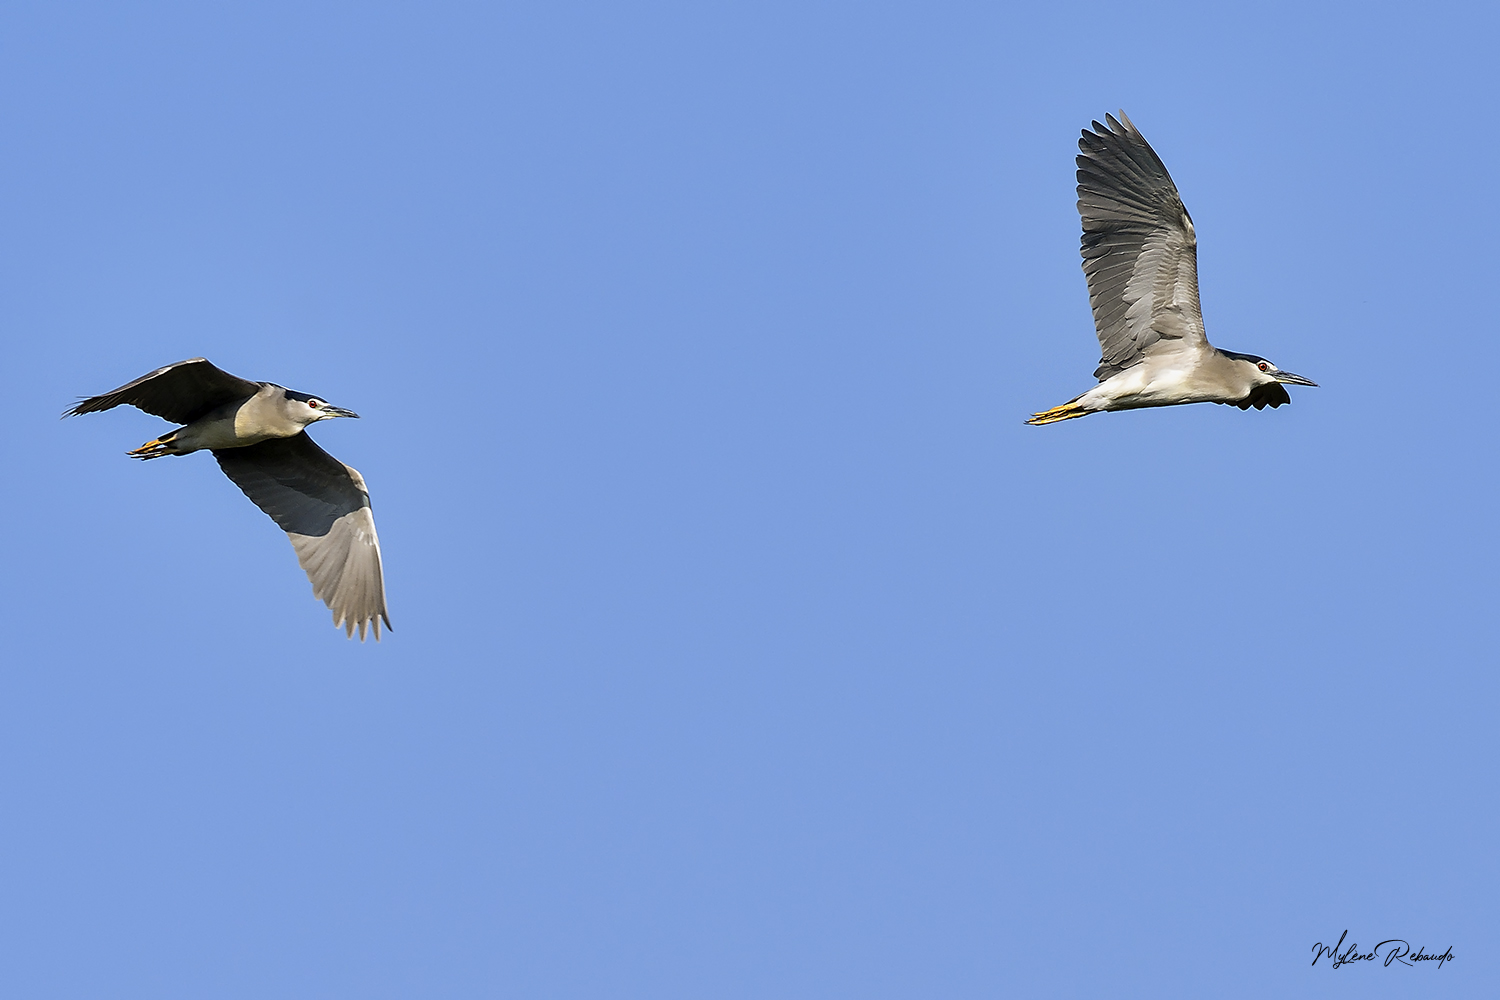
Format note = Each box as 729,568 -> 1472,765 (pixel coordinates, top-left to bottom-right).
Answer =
214,433 -> 391,641
65,358 -> 263,425
1077,112 -> 1208,381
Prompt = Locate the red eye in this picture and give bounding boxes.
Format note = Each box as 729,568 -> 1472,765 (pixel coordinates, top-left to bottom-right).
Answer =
309,400 -> 321,408
1257,362 -> 1269,372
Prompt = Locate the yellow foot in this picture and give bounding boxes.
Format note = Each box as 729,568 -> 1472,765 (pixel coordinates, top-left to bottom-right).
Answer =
1025,402 -> 1092,425
127,437 -> 175,460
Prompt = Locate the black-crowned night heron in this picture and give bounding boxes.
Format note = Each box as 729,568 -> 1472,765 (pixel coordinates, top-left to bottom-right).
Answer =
1027,112 -> 1317,425
66,358 -> 391,640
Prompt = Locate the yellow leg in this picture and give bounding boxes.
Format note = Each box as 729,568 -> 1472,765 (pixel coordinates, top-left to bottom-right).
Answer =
1025,402 -> 1093,425
127,437 -> 175,460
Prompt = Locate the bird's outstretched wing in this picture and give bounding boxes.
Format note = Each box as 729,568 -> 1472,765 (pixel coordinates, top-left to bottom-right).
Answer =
65,358 -> 263,425
1077,112 -> 1208,381
214,433 -> 391,641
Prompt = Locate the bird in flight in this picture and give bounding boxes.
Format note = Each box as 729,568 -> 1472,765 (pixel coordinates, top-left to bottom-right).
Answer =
1027,112 -> 1316,425
67,358 -> 391,640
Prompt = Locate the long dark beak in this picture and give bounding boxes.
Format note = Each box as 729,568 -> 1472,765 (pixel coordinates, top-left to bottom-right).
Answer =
325,406 -> 361,418
1275,371 -> 1318,387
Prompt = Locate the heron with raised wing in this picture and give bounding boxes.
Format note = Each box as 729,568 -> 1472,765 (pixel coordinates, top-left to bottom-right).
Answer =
1028,112 -> 1316,425
67,358 -> 391,640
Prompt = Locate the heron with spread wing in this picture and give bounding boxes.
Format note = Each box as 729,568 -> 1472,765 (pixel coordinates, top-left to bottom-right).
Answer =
67,358 -> 391,640
1028,112 -> 1316,425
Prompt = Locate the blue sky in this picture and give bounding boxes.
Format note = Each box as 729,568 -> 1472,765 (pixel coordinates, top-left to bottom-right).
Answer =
1,0 -> 1493,995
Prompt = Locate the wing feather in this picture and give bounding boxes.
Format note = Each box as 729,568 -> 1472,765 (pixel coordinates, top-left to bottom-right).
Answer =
214,433 -> 391,641
65,358 -> 262,425
1077,112 -> 1208,381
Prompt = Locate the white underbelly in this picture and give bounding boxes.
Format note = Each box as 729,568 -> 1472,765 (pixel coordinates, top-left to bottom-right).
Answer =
1085,360 -> 1212,410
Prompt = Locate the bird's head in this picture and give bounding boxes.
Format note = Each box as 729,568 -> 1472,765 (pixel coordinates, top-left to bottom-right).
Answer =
1222,351 -> 1318,388
282,387 -> 360,425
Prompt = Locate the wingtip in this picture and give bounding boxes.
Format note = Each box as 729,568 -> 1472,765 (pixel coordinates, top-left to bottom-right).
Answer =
335,612 -> 392,643
1087,111 -> 1136,140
